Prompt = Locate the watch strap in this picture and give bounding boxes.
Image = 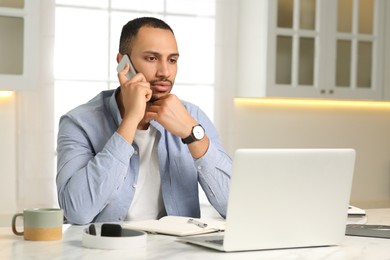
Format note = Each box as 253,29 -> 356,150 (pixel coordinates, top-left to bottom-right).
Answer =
181,134 -> 196,144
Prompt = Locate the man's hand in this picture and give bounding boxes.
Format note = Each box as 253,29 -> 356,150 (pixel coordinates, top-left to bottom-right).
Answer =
116,63 -> 152,143
145,94 -> 209,158
118,63 -> 152,124
145,94 -> 196,138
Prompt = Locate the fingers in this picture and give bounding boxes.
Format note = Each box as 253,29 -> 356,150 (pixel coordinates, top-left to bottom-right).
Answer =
145,97 -> 196,138
144,109 -> 156,123
144,94 -> 177,123
145,88 -> 153,102
118,63 -> 146,86
118,63 -> 130,86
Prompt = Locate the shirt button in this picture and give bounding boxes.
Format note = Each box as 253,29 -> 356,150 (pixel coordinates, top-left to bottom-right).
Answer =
197,166 -> 202,170
132,184 -> 137,188
134,150 -> 138,155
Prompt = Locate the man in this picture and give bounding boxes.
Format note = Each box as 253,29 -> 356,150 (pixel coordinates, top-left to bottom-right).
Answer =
56,17 -> 231,225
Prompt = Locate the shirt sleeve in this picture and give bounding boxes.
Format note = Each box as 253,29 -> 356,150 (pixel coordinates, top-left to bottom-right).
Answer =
187,103 -> 232,218
195,142 -> 231,218
56,115 -> 134,224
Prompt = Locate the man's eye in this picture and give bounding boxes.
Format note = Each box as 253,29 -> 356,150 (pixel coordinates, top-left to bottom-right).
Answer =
146,56 -> 157,61
169,58 -> 178,64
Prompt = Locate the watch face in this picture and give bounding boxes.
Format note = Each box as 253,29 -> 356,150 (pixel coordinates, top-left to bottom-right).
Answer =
193,125 -> 205,140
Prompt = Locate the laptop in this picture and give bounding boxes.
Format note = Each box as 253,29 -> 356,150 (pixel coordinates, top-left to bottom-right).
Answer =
178,148 -> 356,252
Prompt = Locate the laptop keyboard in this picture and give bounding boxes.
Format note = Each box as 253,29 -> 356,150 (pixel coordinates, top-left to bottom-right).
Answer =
206,239 -> 224,245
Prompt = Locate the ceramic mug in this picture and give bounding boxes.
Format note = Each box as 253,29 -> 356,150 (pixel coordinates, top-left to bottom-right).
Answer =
12,208 -> 63,241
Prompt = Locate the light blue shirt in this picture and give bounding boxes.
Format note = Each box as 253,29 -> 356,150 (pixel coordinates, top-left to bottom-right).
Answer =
56,89 -> 232,224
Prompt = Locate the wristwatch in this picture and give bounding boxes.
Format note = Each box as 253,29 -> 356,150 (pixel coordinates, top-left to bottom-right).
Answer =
181,124 -> 205,144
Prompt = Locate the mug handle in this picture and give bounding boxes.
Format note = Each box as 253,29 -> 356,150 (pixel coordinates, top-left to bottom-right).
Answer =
12,213 -> 24,236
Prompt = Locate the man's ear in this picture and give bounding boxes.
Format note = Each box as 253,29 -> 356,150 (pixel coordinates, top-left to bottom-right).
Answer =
116,53 -> 123,63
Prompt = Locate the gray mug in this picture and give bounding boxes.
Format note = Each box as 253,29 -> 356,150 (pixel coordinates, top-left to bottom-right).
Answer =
12,208 -> 63,241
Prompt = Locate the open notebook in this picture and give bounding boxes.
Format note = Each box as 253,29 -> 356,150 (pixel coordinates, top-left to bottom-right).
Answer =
123,216 -> 225,236
178,148 -> 356,252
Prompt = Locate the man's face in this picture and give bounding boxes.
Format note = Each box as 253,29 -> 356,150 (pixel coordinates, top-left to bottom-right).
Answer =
130,26 -> 179,100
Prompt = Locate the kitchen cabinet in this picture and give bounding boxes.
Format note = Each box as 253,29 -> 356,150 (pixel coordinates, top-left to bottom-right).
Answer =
0,0 -> 40,90
237,0 -> 387,100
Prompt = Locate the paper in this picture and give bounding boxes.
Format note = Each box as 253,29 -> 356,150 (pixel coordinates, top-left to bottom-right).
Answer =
347,205 -> 367,225
348,205 -> 366,216
123,216 -> 225,236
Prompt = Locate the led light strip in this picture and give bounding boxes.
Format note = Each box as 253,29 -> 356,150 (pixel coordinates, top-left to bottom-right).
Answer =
0,91 -> 14,98
234,98 -> 390,110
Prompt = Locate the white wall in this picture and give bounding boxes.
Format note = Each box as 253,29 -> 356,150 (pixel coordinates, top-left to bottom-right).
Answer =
0,93 -> 17,215
15,1 -> 56,210
214,0 -> 237,151
0,1 -> 56,226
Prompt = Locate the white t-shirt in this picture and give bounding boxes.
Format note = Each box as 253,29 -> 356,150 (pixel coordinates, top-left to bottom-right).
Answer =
126,126 -> 165,221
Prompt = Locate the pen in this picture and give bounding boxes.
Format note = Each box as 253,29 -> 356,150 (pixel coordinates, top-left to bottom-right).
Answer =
187,218 -> 208,228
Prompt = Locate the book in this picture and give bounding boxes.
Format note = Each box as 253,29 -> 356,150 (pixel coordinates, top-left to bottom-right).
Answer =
123,216 -> 226,236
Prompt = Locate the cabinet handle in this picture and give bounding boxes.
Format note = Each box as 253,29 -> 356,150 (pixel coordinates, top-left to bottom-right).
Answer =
320,89 -> 326,94
329,89 -> 334,94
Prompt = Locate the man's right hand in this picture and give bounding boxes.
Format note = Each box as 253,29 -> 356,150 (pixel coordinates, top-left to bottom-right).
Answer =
116,63 -> 152,143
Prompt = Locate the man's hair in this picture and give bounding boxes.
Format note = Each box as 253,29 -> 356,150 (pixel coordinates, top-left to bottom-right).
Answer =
119,17 -> 174,55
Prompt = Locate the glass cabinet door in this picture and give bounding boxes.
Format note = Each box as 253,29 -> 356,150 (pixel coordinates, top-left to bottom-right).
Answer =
0,0 -> 41,90
0,16 -> 23,75
0,0 -> 25,76
0,0 -> 24,9
336,0 -> 375,90
275,0 -> 317,88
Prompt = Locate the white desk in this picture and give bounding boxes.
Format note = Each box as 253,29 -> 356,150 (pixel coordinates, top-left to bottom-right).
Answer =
1,208 -> 390,260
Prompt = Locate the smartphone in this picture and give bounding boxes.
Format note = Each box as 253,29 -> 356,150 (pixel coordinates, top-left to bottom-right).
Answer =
116,54 -> 137,80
